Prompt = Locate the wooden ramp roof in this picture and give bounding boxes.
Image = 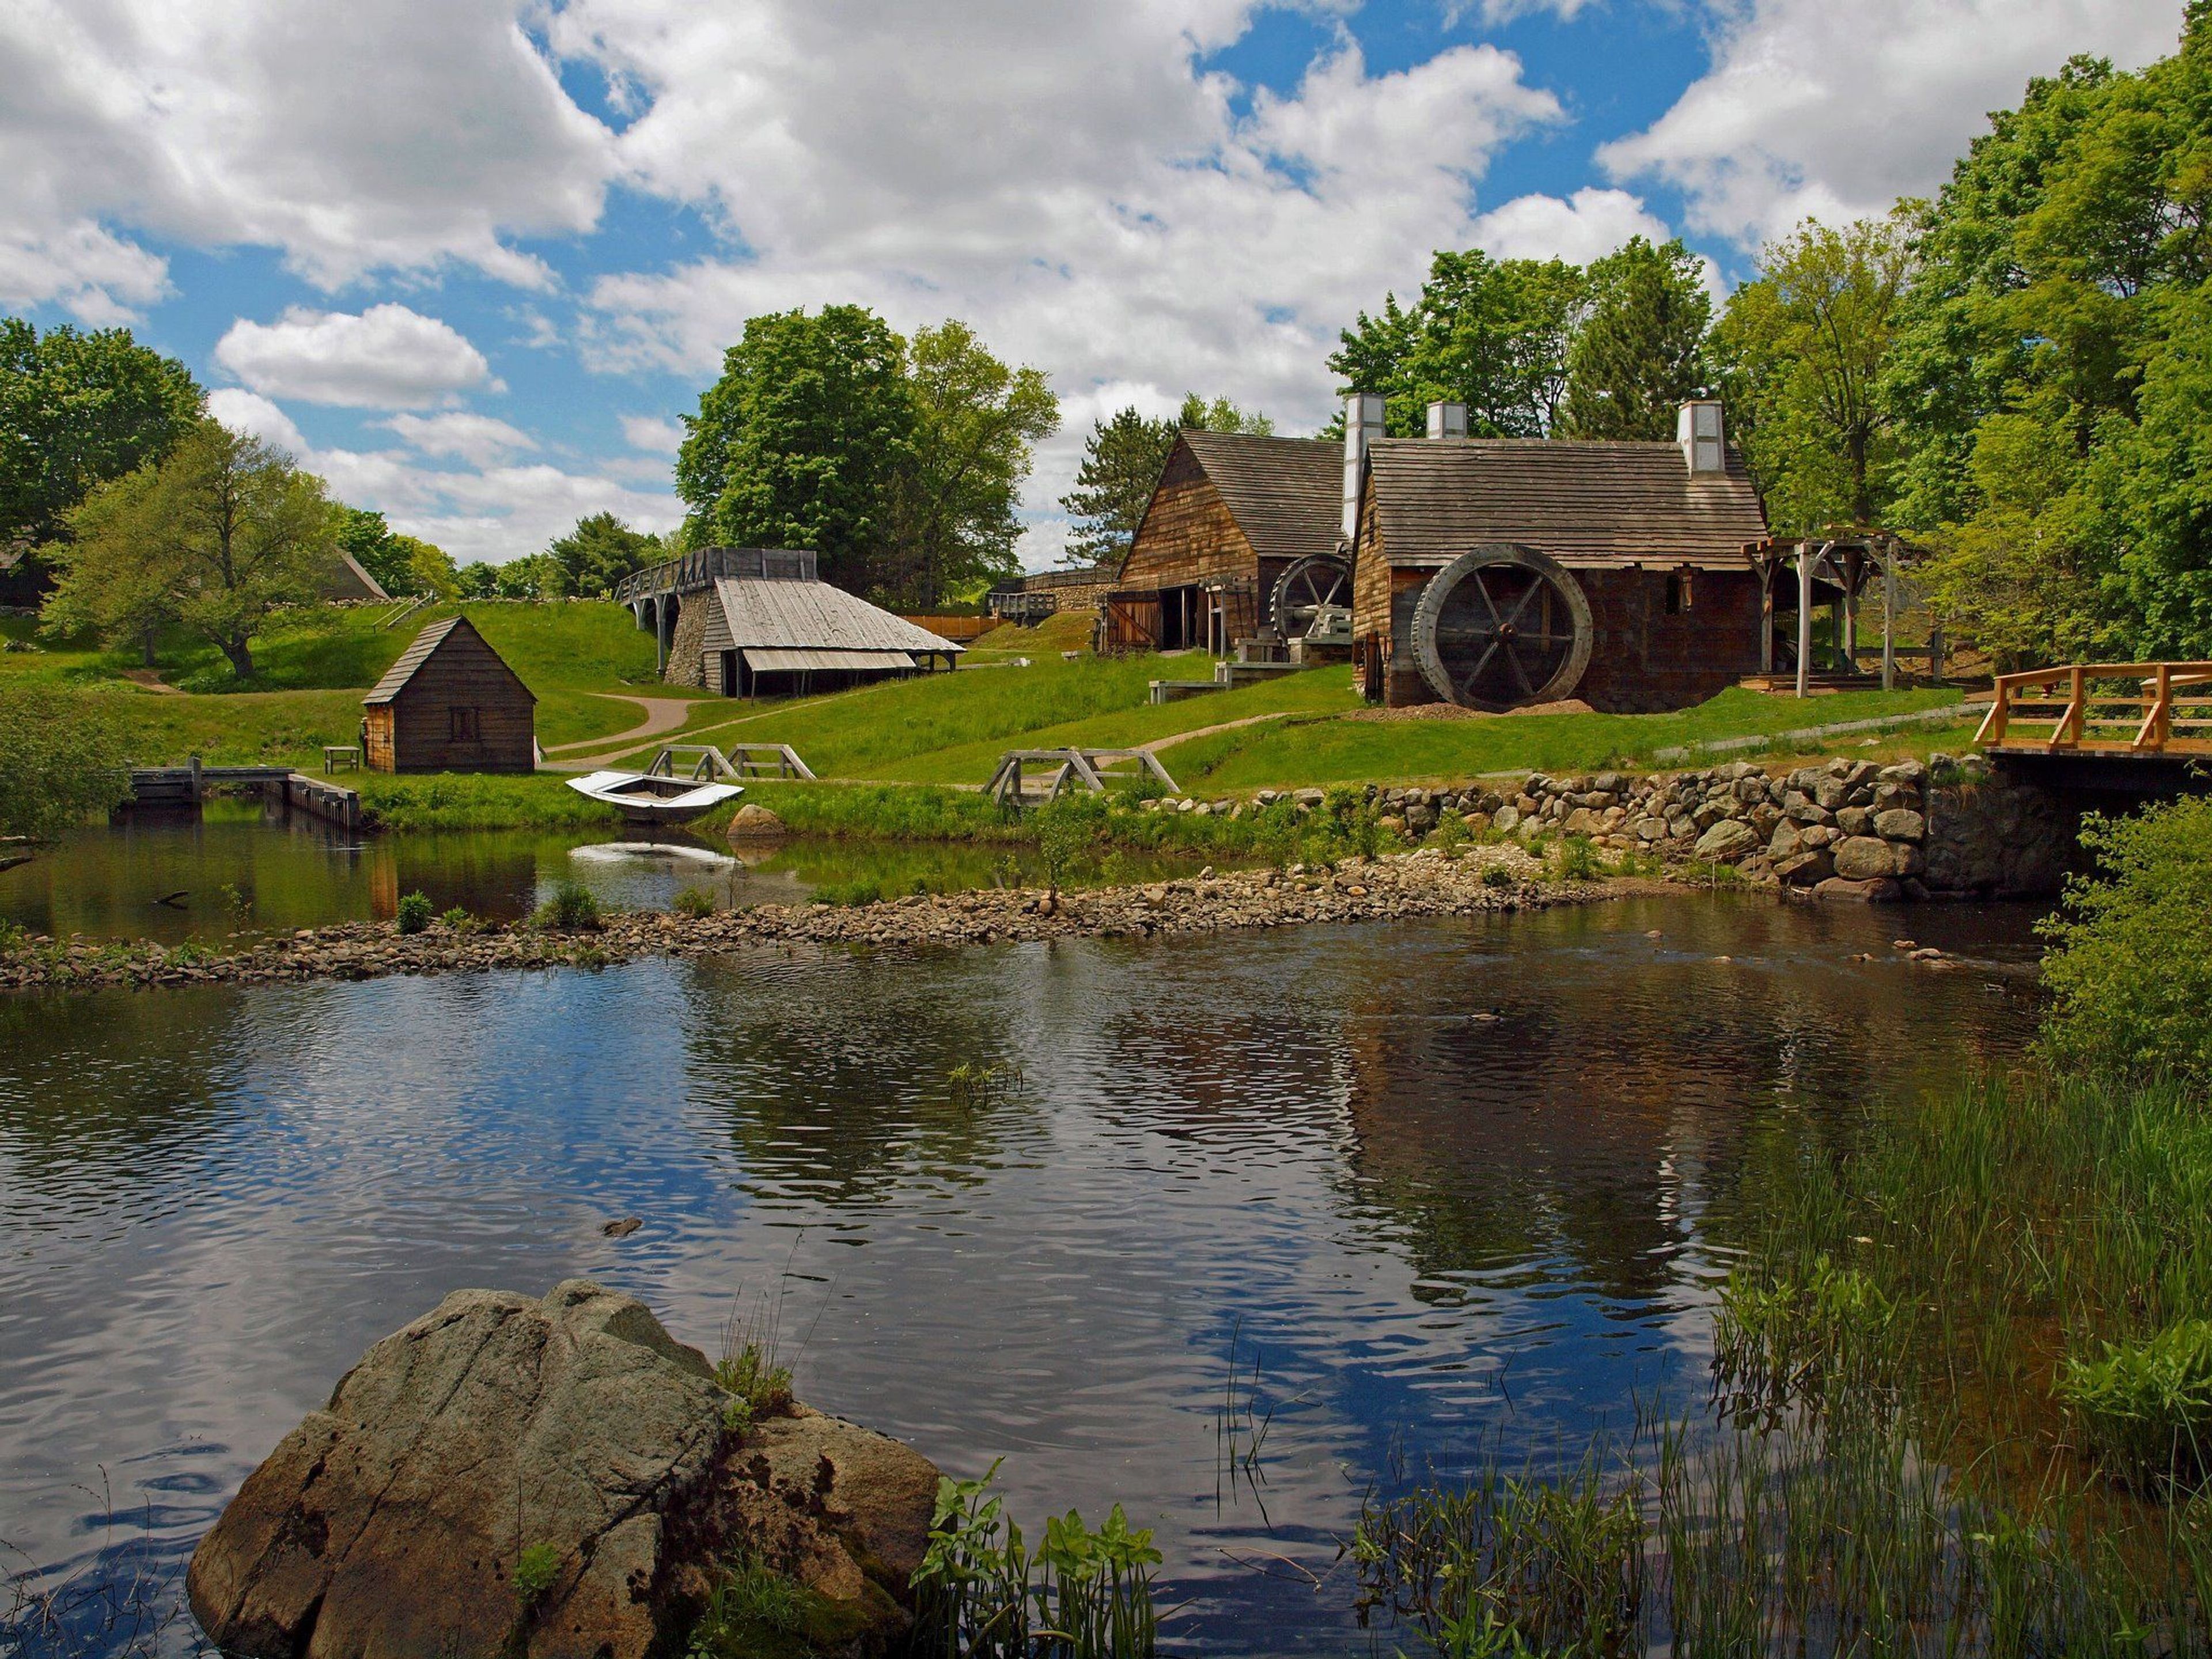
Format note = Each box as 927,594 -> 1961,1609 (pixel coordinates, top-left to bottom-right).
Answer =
365,615 -> 532,704
1165,431 -> 1342,567
1365,438 -> 1768,571
706,577 -> 964,657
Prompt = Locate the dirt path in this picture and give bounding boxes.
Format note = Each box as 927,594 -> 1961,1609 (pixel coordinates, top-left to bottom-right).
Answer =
1139,711 -> 1296,755
120,669 -> 184,695
541,695 -> 700,768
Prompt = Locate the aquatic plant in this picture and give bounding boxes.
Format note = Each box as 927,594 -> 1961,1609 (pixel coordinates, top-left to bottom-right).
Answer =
912,1463 -> 1161,1659
439,904 -> 474,931
808,877 -> 885,907
532,879 -> 600,931
395,891 -> 433,935
2060,1318 -> 2212,1490
947,1060 -> 1022,1112
0,1471 -> 199,1659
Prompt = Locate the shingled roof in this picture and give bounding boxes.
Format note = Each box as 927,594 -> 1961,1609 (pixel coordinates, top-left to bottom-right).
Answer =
364,615 -> 532,705
1160,431 -> 1342,568
1363,438 -> 1768,571
704,577 -> 963,657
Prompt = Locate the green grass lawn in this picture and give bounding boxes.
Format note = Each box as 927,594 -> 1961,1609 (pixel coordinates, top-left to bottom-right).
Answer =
1173,685 -> 1968,790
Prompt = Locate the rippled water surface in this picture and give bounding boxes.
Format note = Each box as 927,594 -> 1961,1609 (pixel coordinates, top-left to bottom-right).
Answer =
0,896 -> 2044,1652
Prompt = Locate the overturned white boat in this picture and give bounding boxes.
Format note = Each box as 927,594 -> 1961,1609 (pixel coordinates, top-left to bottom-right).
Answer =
565,770 -> 743,826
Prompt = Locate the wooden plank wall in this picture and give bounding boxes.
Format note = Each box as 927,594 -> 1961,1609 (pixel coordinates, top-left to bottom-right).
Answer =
377,627 -> 536,772
1120,448 -> 1259,591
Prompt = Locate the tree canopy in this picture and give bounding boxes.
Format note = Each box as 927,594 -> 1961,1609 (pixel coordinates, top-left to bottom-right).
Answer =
336,506 -> 457,600
44,421 -> 342,680
546,512 -> 666,599
1331,251 -> 1585,437
1059,408 -> 1177,569
0,317 -> 202,559
675,306 -> 1055,605
1558,237 -> 1713,441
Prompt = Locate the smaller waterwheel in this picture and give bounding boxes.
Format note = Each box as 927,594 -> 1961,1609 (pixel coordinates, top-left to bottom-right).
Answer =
1411,544 -> 1593,711
1271,554 -> 1353,639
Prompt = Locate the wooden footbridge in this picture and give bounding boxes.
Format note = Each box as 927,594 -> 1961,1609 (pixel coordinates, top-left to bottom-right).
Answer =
986,748 -> 1180,808
1977,661 -> 2212,789
125,758 -> 362,828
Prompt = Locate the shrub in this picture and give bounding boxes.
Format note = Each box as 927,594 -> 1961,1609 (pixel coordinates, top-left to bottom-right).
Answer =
0,685 -> 131,841
1552,835 -> 1603,882
809,877 -> 884,907
2039,797 -> 2212,1086
439,905 -> 473,931
395,891 -> 433,935
533,878 -> 601,931
2059,1317 -> 2212,1488
673,887 -> 715,919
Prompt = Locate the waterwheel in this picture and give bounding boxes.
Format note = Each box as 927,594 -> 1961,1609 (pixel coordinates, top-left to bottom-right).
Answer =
1270,554 -> 1353,639
1411,544 -> 1593,711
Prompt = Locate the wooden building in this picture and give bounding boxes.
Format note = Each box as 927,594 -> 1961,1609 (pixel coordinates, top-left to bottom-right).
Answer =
1348,399 -> 1775,713
1099,431 -> 1343,654
362,615 -> 536,773
641,548 -> 963,696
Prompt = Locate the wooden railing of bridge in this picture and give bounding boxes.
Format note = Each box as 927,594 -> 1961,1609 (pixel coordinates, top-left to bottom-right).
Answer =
1976,662 -> 2212,756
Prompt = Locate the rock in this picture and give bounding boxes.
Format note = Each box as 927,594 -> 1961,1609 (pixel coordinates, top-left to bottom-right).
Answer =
1832,836 -> 1897,881
1775,849 -> 1835,885
188,1281 -> 728,1659
1813,875 -> 1904,904
601,1217 -> 643,1238
1814,778 -> 1850,811
726,804 -> 789,841
1493,805 -> 1522,833
1633,816 -> 1668,842
1562,806 -> 1604,835
1693,819 -> 1760,863
1874,808 -> 1926,842
188,1283 -> 938,1659
1836,806 -> 1873,838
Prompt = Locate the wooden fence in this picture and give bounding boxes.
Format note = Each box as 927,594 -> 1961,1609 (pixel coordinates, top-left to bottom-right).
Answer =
1975,662 -> 2212,756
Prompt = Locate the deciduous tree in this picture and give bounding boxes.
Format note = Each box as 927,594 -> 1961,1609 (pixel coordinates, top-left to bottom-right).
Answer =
44,422 -> 342,680
546,512 -> 665,599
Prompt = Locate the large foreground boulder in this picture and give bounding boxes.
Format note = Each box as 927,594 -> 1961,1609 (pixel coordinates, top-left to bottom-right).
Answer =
188,1281 -> 940,1659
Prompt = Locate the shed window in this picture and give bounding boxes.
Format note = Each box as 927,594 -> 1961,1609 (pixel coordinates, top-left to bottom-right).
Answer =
1664,571 -> 1694,615
449,706 -> 481,741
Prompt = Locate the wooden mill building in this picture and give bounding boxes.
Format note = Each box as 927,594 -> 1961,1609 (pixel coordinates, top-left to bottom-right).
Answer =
362,615 -> 536,773
618,548 -> 962,697
1099,430 -> 1342,654
1349,400 -> 1774,712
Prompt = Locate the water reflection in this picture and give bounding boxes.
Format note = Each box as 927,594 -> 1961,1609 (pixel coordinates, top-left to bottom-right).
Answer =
0,897 -> 2044,1654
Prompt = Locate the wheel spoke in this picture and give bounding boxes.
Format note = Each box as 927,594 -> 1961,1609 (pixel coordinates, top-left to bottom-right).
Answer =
1503,641 -> 1536,696
1460,640 -> 1503,695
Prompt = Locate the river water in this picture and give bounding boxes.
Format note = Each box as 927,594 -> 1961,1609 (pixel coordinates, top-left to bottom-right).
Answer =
0,808 -> 1216,945
0,896 -> 2044,1654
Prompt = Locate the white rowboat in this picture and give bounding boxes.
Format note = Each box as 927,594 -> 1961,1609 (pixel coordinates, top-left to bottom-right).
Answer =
565,770 -> 743,826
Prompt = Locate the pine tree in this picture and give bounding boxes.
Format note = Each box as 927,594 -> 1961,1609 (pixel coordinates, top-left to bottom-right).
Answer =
1058,407 -> 1176,567
1558,237 -> 1713,441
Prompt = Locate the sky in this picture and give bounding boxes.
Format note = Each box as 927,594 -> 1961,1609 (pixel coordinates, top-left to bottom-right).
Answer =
0,0 -> 2182,570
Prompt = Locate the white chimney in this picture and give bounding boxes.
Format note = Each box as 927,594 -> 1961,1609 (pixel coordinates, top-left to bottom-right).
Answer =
1426,401 -> 1468,441
1677,400 -> 1725,475
1342,392 -> 1385,543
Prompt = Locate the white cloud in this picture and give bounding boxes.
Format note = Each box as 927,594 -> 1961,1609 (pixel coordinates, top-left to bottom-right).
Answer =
1601,0 -> 2183,248
0,0 -> 615,311
0,219 -> 168,324
215,305 -> 499,409
562,10 -> 1565,533
1470,187 -> 1675,264
620,414 -> 687,452
205,388 -> 306,454
382,412 -> 537,467
308,445 -> 682,565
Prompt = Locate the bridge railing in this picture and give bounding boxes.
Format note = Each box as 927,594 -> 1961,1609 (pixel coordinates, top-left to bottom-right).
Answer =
613,547 -> 818,605
1976,661 -> 2212,755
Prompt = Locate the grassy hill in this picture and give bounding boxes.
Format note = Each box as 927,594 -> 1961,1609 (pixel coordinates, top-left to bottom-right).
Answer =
6,600 -> 1973,812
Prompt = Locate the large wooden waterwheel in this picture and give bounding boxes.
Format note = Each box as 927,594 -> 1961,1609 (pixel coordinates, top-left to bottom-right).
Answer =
1270,554 -> 1353,639
1411,544 -> 1593,710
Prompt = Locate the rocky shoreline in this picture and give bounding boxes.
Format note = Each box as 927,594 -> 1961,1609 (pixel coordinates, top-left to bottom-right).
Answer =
0,843 -> 1585,994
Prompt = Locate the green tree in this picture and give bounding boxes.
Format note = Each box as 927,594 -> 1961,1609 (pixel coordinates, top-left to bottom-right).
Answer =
1558,237 -> 1713,440
546,512 -> 664,599
1177,392 -> 1273,435
394,534 -> 458,601
0,687 -> 130,844
887,320 -> 1058,606
43,421 -> 342,680
675,305 -> 915,593
1058,407 -> 1177,568
1714,213 -> 1916,530
0,318 -> 203,566
1331,250 -> 1586,436
1895,7 -> 2212,658
454,561 -> 499,600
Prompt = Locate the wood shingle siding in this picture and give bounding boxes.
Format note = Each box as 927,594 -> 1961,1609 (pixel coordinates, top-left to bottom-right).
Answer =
362,615 -> 536,774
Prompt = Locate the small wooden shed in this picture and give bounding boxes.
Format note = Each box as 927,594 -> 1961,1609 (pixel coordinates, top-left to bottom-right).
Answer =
362,615 -> 535,773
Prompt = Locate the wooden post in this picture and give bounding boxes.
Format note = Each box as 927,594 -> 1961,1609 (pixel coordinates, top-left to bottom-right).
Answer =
1881,539 -> 1897,692
1796,544 -> 1814,698
1842,547 -> 1859,669
1759,560 -> 1775,675
1929,622 -> 1945,684
189,752 -> 203,804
